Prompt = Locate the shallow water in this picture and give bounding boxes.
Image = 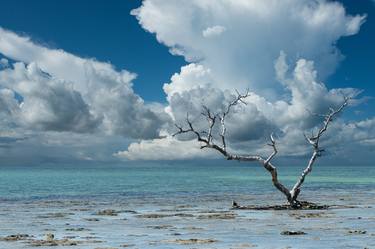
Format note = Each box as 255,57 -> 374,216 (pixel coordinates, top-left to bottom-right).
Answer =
0,163 -> 374,248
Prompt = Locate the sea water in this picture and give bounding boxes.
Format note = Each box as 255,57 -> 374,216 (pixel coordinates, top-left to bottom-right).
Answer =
1,163 -> 373,201
0,162 -> 374,248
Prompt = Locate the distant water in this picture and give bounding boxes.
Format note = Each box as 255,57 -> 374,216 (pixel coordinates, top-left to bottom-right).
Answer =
0,163 -> 374,203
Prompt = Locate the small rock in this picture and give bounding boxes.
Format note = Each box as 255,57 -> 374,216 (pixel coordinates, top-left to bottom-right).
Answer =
281,230 -> 306,235
65,227 -> 90,231
85,218 -> 100,221
96,209 -> 119,216
348,230 -> 367,235
165,238 -> 218,244
147,225 -> 174,229
120,244 -> 135,247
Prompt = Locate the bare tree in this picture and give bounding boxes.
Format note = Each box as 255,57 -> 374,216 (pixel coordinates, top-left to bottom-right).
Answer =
173,90 -> 350,208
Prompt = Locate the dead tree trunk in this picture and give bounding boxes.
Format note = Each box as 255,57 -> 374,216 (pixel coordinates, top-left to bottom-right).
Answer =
173,90 -> 349,208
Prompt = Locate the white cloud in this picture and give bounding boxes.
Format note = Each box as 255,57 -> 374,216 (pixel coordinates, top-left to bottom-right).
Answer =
163,63 -> 212,100
0,28 -> 170,139
202,25 -> 226,38
133,0 -> 365,97
329,118 -> 375,147
121,0 -> 373,161
0,62 -> 99,132
162,53 -> 359,140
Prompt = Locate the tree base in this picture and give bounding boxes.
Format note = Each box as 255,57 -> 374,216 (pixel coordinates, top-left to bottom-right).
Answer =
231,201 -> 329,210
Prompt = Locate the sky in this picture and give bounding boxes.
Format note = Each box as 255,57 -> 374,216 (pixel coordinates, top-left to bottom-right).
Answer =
0,0 -> 374,166
0,0 -> 185,102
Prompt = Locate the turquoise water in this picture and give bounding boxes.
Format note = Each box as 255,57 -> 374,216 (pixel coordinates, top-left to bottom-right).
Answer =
0,163 -> 374,249
0,163 -> 374,202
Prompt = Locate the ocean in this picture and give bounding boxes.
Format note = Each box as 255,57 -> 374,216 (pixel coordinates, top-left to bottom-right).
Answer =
1,163 -> 374,201
0,163 -> 374,248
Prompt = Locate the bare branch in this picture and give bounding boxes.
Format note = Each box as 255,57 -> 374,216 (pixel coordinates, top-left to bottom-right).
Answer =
173,90 -> 292,203
174,90 -> 350,207
201,105 -> 217,143
224,89 -> 251,116
265,133 -> 277,165
290,97 -> 350,201
218,89 -> 251,150
174,89 -> 252,155
219,115 -> 227,151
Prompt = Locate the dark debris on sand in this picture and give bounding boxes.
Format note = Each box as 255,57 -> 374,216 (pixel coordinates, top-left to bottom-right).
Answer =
281,230 -> 307,235
0,233 -> 80,247
232,201 -> 329,210
164,238 -> 218,244
0,234 -> 33,241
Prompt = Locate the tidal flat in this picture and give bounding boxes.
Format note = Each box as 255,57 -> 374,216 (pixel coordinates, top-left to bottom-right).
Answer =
0,164 -> 374,248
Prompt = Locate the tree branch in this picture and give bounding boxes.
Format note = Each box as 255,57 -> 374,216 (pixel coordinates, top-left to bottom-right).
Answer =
173,90 -> 349,207
201,105 -> 216,143
265,133 -> 277,165
290,97 -> 350,200
173,90 -> 292,202
219,89 -> 251,151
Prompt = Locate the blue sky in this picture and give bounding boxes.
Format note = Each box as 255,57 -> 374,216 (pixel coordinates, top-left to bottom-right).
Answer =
0,0 -> 374,166
0,0 -> 185,102
0,0 -> 372,104
331,0 -> 375,118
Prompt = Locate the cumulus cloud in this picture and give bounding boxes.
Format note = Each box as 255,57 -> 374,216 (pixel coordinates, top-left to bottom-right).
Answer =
0,27 -> 170,139
0,62 -> 99,132
120,0 -> 374,161
163,53 -> 359,138
123,55 -> 362,160
133,0 -> 365,97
